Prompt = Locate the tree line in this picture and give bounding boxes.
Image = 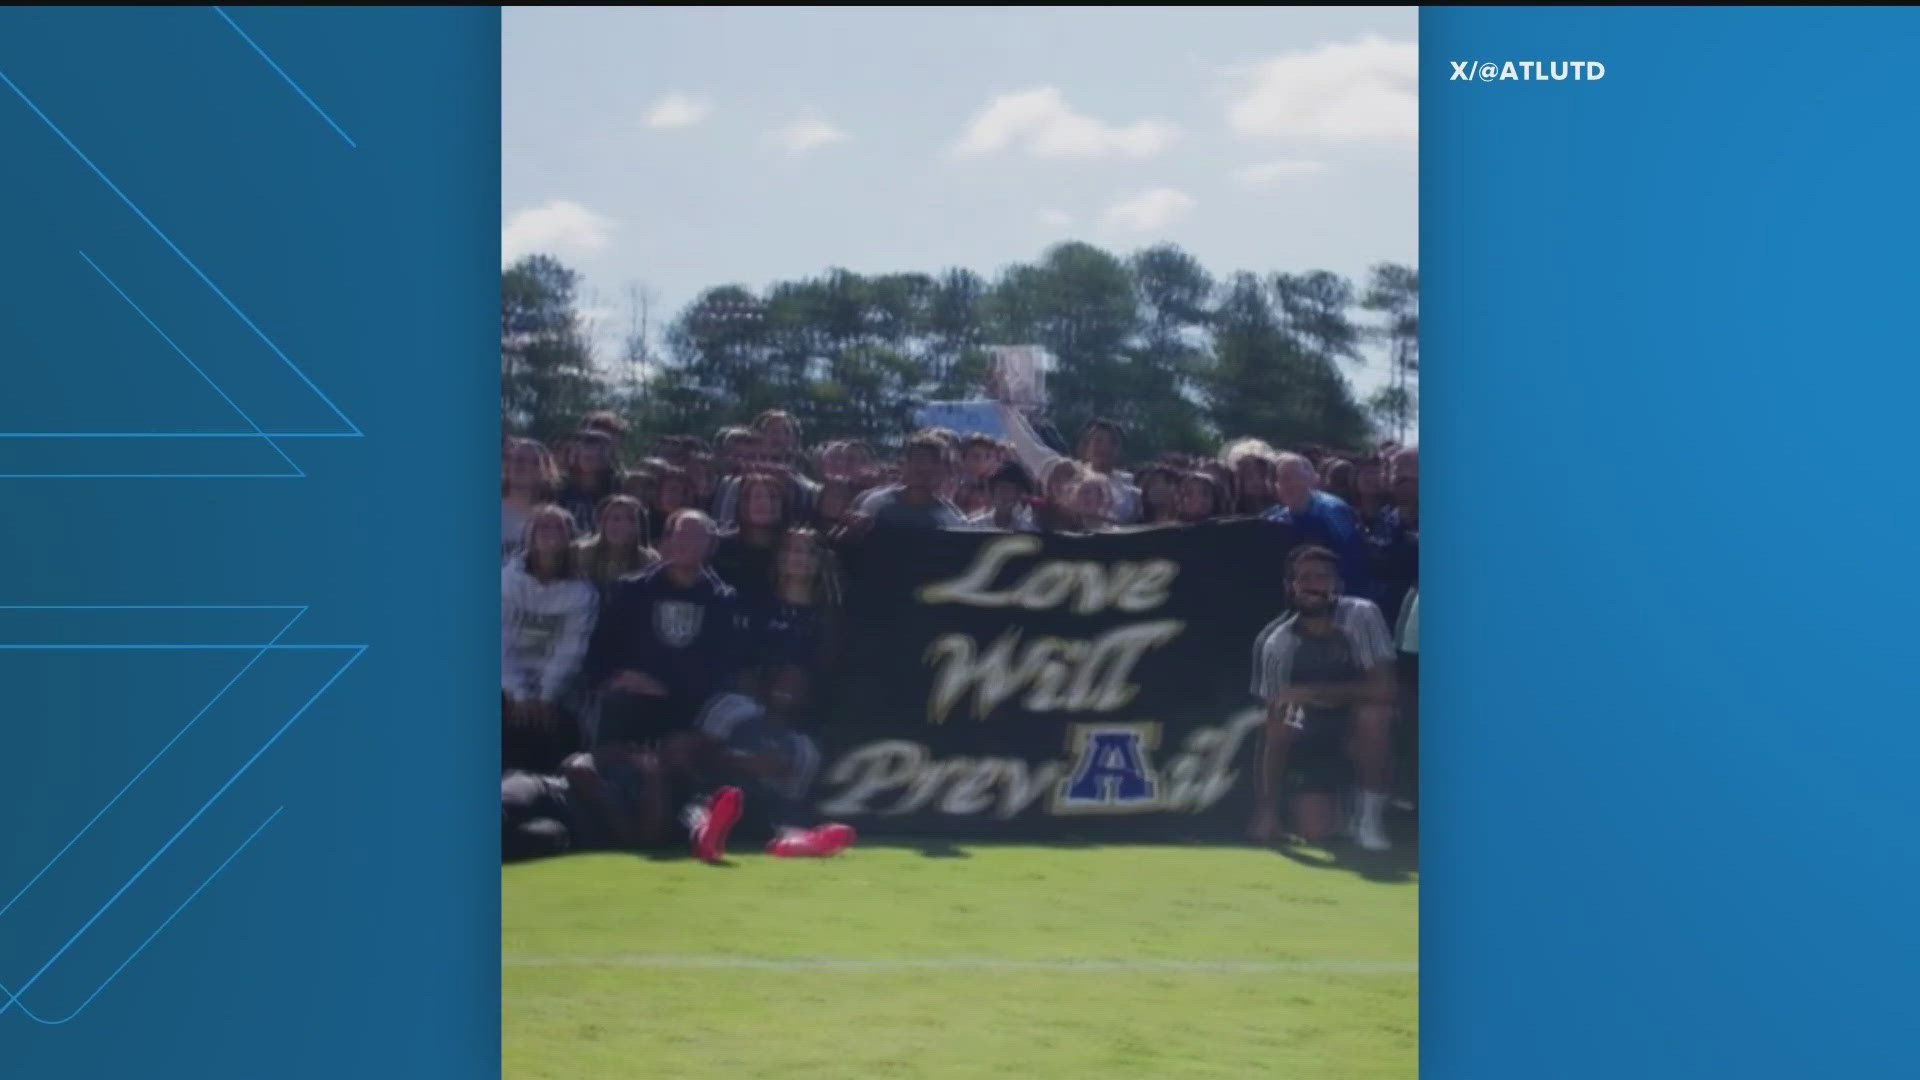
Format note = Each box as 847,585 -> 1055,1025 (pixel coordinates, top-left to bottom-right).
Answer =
503,242 -> 1418,462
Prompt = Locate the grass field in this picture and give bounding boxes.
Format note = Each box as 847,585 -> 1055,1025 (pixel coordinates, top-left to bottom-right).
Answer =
503,840 -> 1417,1079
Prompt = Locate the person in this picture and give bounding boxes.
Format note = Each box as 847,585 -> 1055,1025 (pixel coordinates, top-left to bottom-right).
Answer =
502,505 -> 599,773
502,745 -> 668,860
952,434 -> 1005,517
649,464 -> 695,542
967,460 -> 1039,532
711,471 -> 792,623
1070,472 -> 1117,533
1371,446 -> 1420,630
846,435 -> 965,531
1394,586 -> 1419,810
1321,458 -> 1358,507
1035,459 -> 1088,533
1075,419 -> 1142,524
1249,546 -> 1398,850
744,527 -> 841,687
502,437 -> 559,564
501,744 -> 748,865
1176,471 -> 1227,523
575,494 -> 659,599
693,676 -> 855,858
1265,452 -> 1372,601
1135,463 -> 1182,525
558,429 -> 622,533
1223,441 -> 1280,516
585,510 -> 749,749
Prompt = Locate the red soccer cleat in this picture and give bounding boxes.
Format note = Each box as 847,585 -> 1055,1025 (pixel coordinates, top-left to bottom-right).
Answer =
691,786 -> 743,864
765,822 -> 857,859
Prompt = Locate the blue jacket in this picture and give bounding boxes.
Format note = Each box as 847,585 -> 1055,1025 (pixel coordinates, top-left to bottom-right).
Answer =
1264,491 -> 1373,602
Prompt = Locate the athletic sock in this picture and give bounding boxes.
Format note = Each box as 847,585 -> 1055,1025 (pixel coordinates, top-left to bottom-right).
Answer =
1358,790 -> 1388,830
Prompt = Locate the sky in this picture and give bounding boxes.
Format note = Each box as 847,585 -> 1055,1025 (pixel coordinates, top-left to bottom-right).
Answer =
503,7 -> 1417,405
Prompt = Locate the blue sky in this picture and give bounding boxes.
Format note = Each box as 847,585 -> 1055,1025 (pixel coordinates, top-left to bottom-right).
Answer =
503,7 -> 1416,403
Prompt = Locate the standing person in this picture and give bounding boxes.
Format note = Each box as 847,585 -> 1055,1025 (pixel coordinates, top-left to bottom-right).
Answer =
846,435 -> 966,531
575,494 -> 659,599
711,472 -> 792,626
586,510 -> 749,749
502,437 -> 560,564
649,465 -> 695,543
1176,471 -> 1227,524
558,429 -> 622,533
1321,458 -> 1358,507
1224,442 -> 1281,517
1135,464 -> 1182,525
1075,419 -> 1142,524
1265,452 -> 1372,601
967,461 -> 1039,532
1249,547 -> 1398,850
952,434 -> 1005,518
1071,474 -> 1117,533
502,505 -> 599,773
1035,460 -> 1087,533
1372,447 -> 1420,630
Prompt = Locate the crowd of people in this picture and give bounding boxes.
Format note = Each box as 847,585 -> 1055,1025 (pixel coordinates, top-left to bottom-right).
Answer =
500,399 -> 1420,862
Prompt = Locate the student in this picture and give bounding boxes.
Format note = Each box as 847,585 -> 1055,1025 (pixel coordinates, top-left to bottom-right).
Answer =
502,438 -> 559,564
558,429 -> 622,533
846,435 -> 966,531
502,505 -> 599,773
501,746 -> 746,865
586,510 -> 749,749
711,472 -> 792,625
966,461 -> 1040,532
574,494 -> 659,599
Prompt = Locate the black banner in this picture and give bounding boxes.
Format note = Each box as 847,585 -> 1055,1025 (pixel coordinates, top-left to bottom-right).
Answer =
817,518 -> 1297,839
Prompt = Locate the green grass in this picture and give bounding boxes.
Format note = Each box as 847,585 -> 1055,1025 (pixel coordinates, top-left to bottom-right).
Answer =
504,842 -> 1417,1079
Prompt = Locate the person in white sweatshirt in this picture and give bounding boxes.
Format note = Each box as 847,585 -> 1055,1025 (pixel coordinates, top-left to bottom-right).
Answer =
502,504 -> 600,772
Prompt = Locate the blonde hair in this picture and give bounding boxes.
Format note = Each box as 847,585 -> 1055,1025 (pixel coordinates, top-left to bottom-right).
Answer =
1220,438 -> 1278,471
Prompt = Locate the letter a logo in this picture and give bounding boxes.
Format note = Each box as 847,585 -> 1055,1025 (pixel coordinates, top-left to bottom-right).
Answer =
1053,723 -> 1162,814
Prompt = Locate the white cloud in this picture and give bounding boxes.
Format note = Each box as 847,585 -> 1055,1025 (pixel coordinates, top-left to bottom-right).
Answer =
1039,209 -> 1074,229
1233,159 -> 1330,187
769,118 -> 850,155
1102,188 -> 1195,232
1225,36 -> 1417,141
644,91 -> 713,130
501,200 -> 616,264
953,87 -> 1179,160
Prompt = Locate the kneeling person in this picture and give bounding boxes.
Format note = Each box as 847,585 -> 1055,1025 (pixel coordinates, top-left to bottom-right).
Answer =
1249,546 -> 1399,849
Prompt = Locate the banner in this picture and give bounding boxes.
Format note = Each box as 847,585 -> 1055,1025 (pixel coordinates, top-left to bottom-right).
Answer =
817,518 -> 1297,839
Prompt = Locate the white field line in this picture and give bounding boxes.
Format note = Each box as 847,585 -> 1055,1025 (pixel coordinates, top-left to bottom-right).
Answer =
503,956 -> 1416,975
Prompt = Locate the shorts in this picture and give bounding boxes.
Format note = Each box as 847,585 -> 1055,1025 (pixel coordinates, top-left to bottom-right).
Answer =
1285,710 -> 1353,796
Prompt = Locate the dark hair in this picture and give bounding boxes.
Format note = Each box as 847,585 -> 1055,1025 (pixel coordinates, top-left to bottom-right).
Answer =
1286,545 -> 1341,579
959,432 -> 1002,454
904,434 -> 950,464
1180,471 -> 1226,518
736,471 -> 791,533
1078,418 -> 1124,450
988,460 -> 1035,495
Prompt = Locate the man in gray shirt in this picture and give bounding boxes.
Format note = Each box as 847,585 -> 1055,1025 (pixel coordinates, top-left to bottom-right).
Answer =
849,434 -> 965,530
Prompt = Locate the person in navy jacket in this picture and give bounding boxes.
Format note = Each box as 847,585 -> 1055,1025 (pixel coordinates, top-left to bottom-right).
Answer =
586,509 -> 749,748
